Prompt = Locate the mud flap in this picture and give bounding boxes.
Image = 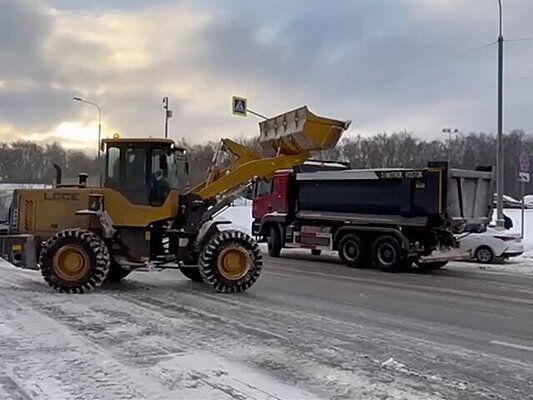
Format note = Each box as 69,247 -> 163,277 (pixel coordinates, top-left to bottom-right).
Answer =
418,247 -> 471,263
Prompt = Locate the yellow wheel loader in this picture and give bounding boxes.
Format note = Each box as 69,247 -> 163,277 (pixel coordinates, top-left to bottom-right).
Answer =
0,106 -> 350,293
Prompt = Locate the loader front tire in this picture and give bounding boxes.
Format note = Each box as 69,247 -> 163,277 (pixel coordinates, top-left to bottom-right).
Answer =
39,229 -> 110,293
199,230 -> 262,293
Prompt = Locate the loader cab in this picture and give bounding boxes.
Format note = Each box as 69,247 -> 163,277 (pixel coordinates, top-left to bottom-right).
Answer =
102,138 -> 189,206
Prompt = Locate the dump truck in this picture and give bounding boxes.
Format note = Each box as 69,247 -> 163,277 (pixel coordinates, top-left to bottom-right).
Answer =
0,106 -> 351,293
252,162 -> 494,271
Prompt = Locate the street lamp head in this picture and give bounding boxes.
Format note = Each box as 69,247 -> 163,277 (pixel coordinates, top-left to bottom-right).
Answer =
442,128 -> 459,133
73,97 -> 82,102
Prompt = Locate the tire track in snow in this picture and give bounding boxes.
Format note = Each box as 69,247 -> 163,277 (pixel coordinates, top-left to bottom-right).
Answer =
103,281 -> 529,400
0,284 -> 317,400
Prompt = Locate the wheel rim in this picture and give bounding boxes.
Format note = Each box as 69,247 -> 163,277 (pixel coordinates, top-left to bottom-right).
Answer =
343,241 -> 360,261
217,246 -> 251,281
378,243 -> 397,266
53,245 -> 90,282
477,248 -> 492,262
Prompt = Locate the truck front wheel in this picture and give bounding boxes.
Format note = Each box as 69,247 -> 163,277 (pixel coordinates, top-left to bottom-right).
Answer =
372,235 -> 406,272
199,230 -> 262,293
267,226 -> 282,257
338,234 -> 365,268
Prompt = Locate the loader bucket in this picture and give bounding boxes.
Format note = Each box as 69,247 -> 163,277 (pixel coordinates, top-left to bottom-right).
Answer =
258,106 -> 351,156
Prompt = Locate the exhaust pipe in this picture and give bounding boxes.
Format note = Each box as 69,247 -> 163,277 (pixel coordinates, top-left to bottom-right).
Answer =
78,173 -> 88,187
53,163 -> 62,186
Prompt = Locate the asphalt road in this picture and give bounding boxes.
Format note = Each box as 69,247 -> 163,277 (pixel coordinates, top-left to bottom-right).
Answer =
0,251 -> 532,399
259,250 -> 533,398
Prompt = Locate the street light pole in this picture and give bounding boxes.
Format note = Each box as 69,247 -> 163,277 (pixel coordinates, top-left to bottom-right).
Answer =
73,97 -> 102,160
162,97 -> 172,139
442,128 -> 459,166
495,0 -> 505,228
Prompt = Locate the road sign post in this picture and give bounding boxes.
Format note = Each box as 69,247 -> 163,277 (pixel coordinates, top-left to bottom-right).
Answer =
519,152 -> 530,239
232,96 -> 248,117
231,96 -> 268,119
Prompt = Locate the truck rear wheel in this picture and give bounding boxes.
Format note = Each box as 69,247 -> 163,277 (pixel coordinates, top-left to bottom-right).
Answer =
338,234 -> 365,268
199,230 -> 262,293
267,226 -> 282,257
179,266 -> 203,282
372,235 -> 406,272
39,228 -> 110,293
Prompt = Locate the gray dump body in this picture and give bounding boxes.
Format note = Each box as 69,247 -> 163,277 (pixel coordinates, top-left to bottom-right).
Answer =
295,164 -> 494,234
447,168 -> 494,233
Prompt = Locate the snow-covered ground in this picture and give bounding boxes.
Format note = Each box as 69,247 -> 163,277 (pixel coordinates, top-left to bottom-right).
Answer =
0,257 -> 457,400
0,200 -> 532,399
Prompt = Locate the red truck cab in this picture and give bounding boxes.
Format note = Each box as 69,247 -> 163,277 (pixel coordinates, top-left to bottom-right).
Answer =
252,170 -> 291,224
251,160 -> 350,241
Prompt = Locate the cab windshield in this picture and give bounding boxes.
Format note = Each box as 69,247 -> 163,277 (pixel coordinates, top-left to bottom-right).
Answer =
105,144 -> 188,206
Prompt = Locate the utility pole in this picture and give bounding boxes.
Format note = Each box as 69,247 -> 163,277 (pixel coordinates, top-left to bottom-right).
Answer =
162,97 -> 172,138
442,128 -> 458,166
495,0 -> 505,228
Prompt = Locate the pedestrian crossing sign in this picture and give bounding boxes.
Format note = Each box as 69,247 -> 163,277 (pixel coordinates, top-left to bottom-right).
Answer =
232,96 -> 247,117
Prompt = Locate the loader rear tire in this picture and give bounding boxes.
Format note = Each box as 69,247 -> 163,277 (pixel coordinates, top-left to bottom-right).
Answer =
39,229 -> 110,293
199,229 -> 262,293
179,266 -> 203,282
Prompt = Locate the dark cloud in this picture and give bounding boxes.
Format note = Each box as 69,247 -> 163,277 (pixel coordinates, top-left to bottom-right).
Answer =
0,0 -> 51,78
1,0 -> 533,148
48,0 -> 179,11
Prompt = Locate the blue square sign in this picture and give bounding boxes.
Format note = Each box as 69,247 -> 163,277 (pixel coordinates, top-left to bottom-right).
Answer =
232,96 -> 247,117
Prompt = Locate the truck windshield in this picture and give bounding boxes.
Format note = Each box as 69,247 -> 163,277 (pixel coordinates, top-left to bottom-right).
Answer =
255,180 -> 272,197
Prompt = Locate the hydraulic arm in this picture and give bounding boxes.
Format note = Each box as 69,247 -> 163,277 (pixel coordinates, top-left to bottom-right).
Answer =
190,106 -> 351,202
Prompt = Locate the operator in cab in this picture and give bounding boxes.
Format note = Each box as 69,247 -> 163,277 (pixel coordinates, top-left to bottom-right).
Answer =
150,169 -> 170,205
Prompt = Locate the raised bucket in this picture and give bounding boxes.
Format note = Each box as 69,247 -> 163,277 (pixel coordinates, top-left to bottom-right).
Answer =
258,106 -> 351,156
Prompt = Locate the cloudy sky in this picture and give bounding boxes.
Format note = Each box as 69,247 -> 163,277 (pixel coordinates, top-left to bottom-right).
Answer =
1,0 -> 532,154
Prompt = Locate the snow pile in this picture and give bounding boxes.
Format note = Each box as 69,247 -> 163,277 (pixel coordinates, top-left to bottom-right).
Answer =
381,357 -> 410,373
216,202 -> 253,234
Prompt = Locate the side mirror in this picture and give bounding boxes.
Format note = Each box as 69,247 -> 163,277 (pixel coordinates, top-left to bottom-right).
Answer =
244,183 -> 255,200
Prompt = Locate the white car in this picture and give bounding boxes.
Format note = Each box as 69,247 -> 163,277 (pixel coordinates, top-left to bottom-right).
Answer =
456,228 -> 524,263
